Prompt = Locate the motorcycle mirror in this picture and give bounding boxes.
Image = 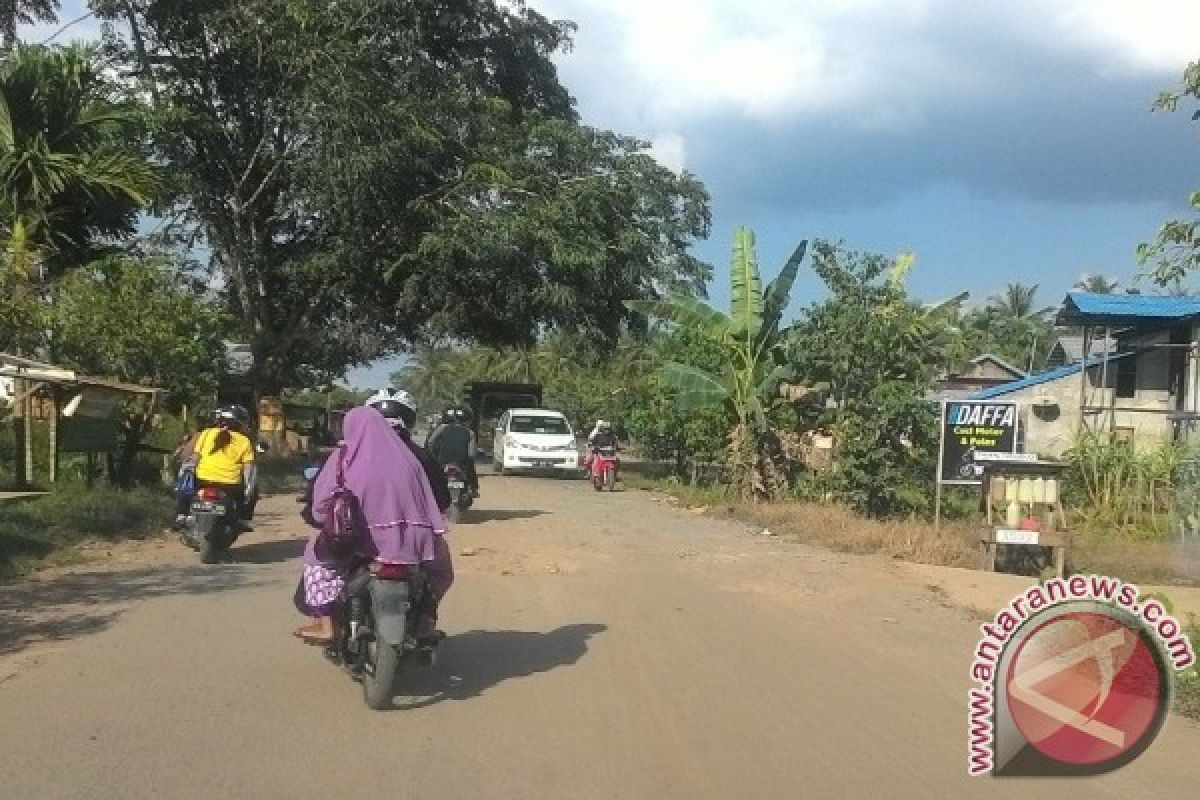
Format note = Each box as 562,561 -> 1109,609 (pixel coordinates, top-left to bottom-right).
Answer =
302,467 -> 319,481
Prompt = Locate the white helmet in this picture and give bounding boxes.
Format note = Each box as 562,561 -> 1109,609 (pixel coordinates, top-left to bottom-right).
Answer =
365,387 -> 418,430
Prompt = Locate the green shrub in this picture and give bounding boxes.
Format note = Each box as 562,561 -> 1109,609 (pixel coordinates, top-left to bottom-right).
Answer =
0,487 -> 170,580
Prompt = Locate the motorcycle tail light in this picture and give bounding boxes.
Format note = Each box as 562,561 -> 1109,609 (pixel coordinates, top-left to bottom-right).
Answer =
374,563 -> 409,580
197,487 -> 222,501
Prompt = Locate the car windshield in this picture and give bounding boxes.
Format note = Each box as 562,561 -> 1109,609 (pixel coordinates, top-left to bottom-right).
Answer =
510,415 -> 570,435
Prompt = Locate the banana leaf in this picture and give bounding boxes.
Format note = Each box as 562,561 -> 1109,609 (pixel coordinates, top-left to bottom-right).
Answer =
626,296 -> 731,341
660,361 -> 730,411
887,252 -> 916,289
756,362 -> 795,398
758,239 -> 807,348
728,226 -> 764,340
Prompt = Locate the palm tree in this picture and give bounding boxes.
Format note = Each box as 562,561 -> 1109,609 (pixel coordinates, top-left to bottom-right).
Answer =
0,1 -> 59,50
392,343 -> 468,412
1,43 -> 157,275
987,282 -> 1055,320
1075,273 -> 1120,294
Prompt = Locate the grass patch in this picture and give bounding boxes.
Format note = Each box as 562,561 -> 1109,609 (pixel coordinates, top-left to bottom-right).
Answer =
626,474 -> 980,568
1177,618 -> 1200,720
0,487 -> 172,580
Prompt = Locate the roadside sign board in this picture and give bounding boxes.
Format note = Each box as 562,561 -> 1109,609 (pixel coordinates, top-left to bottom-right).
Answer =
938,400 -> 1019,485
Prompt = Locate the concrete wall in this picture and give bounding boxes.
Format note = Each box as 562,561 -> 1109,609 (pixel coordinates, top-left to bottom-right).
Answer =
1010,331 -> 1183,456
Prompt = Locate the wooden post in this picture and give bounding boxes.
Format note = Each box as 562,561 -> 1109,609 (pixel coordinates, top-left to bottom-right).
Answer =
1078,326 -> 1091,436
22,388 -> 33,485
48,390 -> 58,484
11,377 -> 27,488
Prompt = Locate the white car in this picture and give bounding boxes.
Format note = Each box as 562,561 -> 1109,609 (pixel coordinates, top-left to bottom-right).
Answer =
492,409 -> 582,475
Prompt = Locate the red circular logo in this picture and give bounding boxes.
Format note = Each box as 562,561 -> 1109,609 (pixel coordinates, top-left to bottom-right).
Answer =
1005,610 -> 1166,767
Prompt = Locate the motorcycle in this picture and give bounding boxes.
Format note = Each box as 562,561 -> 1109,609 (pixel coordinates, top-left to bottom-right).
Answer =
298,466 -> 441,710
179,439 -> 268,563
183,485 -> 242,564
589,445 -> 619,492
443,464 -> 473,523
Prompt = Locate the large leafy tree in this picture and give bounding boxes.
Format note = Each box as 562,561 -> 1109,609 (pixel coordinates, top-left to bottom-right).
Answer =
1140,60 -> 1200,286
95,0 -> 709,397
1075,273 -> 1120,294
788,242 -> 942,516
630,227 -> 815,499
48,253 -> 228,484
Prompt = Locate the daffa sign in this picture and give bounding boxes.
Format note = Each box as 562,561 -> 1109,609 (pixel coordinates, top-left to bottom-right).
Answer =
939,401 -> 1019,484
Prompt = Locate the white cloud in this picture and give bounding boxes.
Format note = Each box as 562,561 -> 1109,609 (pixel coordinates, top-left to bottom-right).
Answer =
648,132 -> 687,173
534,0 -> 1198,133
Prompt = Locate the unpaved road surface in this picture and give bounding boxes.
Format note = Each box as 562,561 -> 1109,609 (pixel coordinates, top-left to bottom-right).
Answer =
2,474 -> 1198,799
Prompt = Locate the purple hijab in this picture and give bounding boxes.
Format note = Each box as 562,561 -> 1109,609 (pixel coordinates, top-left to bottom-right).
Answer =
304,406 -> 446,567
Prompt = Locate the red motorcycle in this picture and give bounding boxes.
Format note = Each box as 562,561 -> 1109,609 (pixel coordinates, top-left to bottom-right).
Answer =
589,445 -> 619,492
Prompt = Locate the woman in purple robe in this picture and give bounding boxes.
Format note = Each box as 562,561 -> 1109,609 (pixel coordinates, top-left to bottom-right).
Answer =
293,406 -> 452,643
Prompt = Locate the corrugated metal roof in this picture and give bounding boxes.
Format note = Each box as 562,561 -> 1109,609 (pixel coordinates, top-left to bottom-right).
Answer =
1046,334 -> 1114,367
1057,292 -> 1200,326
969,352 -> 1134,400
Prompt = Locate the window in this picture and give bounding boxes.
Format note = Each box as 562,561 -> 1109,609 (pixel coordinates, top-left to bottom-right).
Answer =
1116,356 -> 1137,398
509,415 -> 570,435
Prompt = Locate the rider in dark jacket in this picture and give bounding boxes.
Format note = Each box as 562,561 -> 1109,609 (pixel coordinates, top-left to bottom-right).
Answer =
425,407 -> 480,496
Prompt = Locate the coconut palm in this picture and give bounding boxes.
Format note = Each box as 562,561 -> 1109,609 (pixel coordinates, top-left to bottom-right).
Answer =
0,1 -> 59,50
391,343 -> 469,412
1,43 -> 157,275
987,282 -> 1055,320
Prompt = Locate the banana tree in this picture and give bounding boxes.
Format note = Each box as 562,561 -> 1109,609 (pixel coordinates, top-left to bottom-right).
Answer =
629,226 -> 818,497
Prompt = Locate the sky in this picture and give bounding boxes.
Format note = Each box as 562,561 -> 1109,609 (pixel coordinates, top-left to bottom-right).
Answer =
24,2 -> 1200,388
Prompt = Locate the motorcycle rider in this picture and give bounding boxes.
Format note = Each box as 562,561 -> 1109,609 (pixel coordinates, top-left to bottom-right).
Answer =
587,420 -> 620,479
425,406 -> 480,498
191,405 -> 257,531
365,388 -> 452,513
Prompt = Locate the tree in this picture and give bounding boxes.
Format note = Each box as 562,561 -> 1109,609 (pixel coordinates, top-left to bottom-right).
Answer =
96,0 -> 709,400
391,344 -> 470,414
1140,60 -> 1200,286
788,243 -> 941,517
987,282 -> 1055,321
1075,273 -> 1120,294
630,227 -> 816,499
0,1 -> 59,50
0,43 -> 156,276
48,253 -> 228,484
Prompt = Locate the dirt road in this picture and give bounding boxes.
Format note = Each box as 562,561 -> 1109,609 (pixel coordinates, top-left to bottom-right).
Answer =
2,474 -> 1198,799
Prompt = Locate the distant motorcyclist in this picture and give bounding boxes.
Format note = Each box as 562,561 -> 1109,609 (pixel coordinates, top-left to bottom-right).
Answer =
584,419 -> 619,476
425,406 -> 480,497
590,420 -> 620,452
365,388 -> 452,513
191,405 -> 257,531
587,419 -> 608,448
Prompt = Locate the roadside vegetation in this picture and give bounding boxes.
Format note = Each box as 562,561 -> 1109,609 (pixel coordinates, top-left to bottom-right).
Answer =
0,488 -> 170,580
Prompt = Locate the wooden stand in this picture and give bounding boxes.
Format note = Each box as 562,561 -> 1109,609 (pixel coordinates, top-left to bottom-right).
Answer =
980,460 -> 1071,578
980,529 -> 1071,578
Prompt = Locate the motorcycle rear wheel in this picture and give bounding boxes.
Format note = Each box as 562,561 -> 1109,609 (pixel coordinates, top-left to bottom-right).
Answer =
362,611 -> 399,710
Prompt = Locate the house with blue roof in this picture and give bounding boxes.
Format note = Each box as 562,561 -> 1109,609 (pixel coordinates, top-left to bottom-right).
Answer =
968,292 -> 1200,456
